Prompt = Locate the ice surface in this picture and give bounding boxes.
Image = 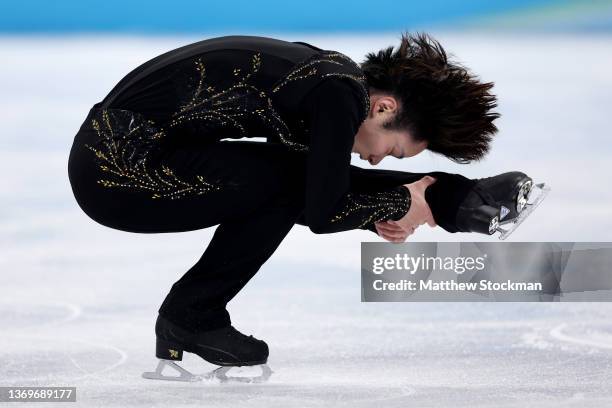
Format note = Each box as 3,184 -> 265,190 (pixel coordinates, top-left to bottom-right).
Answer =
1,32 -> 612,407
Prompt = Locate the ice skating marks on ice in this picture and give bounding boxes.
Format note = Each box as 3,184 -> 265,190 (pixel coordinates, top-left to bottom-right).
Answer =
550,323 -> 612,350
519,322 -> 612,352
0,300 -> 82,329
0,300 -> 128,385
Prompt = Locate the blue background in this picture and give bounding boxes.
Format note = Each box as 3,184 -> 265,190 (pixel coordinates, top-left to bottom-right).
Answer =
2,0 -> 612,33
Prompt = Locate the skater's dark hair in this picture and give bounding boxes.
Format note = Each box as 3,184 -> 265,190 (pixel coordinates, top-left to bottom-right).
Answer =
361,32 -> 500,163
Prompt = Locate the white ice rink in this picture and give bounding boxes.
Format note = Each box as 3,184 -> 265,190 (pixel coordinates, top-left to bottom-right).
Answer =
1,32 -> 612,407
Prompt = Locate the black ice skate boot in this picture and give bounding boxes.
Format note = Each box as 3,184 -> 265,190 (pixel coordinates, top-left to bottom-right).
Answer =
455,171 -> 550,239
142,314 -> 272,382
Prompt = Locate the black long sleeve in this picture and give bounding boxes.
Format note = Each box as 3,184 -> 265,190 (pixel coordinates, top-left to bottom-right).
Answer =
301,79 -> 411,234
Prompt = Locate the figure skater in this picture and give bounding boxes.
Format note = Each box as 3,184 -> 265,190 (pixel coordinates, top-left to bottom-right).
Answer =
67,33 -> 545,381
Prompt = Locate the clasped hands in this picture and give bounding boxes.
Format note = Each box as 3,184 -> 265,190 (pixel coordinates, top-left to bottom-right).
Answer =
374,176 -> 437,243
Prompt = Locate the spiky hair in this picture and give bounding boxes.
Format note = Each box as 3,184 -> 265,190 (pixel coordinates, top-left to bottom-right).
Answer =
360,32 -> 500,163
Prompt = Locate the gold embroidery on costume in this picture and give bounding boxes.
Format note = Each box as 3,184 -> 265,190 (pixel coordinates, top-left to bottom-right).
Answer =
271,51 -> 371,122
165,52 -> 303,152
330,187 -> 412,229
86,49 -> 372,206
84,109 -> 221,200
133,50 -> 367,154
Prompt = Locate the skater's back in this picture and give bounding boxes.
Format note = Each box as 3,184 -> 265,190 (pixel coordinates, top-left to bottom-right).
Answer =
97,35 -> 369,151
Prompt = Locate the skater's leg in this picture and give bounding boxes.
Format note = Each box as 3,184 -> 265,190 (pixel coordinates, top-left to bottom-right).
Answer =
69,109 -> 309,332
158,188 -> 304,331
151,143 -> 307,331
68,106 -> 307,233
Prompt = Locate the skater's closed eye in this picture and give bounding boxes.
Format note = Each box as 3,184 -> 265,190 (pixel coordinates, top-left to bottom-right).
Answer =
389,145 -> 404,159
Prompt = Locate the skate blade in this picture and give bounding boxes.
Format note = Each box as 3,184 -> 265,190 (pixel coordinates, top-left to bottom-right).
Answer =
142,360 -> 202,382
496,182 -> 550,240
142,360 -> 274,383
201,364 -> 274,383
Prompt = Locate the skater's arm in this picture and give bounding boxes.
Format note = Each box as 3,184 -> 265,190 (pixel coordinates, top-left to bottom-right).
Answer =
302,79 -> 411,234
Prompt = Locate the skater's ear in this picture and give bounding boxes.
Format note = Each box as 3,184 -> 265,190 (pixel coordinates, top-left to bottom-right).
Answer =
370,93 -> 399,121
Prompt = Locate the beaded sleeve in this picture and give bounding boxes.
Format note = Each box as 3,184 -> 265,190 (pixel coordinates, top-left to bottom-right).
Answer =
302,79 -> 411,234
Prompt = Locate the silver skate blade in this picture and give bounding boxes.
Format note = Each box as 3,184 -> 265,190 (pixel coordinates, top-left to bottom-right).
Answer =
142,359 -> 202,382
497,183 -> 551,240
201,364 -> 273,383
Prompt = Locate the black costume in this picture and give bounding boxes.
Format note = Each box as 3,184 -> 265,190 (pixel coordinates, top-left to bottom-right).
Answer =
68,35 -> 476,331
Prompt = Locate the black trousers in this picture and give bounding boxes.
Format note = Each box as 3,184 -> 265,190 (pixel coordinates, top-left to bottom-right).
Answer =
68,107 -> 475,331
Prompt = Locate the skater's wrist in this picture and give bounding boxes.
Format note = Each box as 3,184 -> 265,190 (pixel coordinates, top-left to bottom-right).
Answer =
389,185 -> 412,221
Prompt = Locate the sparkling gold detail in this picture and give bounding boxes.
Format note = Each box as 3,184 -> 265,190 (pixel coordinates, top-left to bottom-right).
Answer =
85,108 -> 221,200
271,51 -> 370,121
86,49 -> 371,204
160,52 -> 300,151
330,187 -> 411,229
168,349 -> 179,358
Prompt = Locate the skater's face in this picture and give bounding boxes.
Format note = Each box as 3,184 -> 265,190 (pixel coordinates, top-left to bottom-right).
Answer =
352,93 -> 427,166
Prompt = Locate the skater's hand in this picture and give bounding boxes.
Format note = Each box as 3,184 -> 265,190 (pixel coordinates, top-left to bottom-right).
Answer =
374,220 -> 414,243
388,176 -> 437,234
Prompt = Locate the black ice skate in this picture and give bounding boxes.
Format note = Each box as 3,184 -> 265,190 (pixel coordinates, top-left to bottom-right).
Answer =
455,171 -> 550,239
142,314 -> 272,383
